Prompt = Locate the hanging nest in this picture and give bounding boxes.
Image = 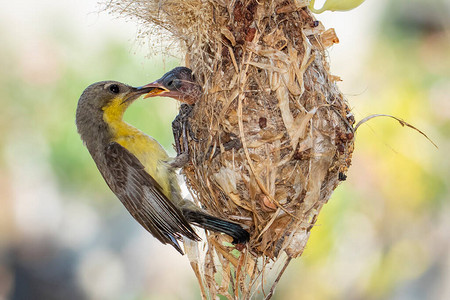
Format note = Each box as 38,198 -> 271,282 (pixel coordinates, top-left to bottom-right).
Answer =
108,0 -> 355,298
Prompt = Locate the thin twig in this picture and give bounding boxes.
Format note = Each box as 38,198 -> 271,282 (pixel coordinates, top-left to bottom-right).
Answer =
355,114 -> 438,148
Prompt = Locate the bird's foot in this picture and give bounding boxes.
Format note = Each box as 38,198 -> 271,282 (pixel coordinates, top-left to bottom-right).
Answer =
169,152 -> 190,169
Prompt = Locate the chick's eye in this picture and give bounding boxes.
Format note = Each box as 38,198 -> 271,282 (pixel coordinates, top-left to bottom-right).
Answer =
109,84 -> 120,94
167,80 -> 174,87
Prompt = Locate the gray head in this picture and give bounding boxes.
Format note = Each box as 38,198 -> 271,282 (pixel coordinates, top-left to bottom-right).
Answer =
142,67 -> 202,105
76,81 -> 154,146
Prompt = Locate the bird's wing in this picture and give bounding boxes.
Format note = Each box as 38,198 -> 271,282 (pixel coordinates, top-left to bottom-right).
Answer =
104,142 -> 200,254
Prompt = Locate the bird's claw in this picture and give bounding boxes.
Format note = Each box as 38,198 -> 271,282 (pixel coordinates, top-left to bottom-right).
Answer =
169,152 -> 190,169
188,124 -> 199,142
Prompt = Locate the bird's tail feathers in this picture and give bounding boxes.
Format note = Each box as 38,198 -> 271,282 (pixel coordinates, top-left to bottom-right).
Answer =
183,209 -> 250,244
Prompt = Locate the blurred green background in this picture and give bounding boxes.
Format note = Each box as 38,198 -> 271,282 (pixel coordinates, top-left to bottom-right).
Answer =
0,0 -> 448,299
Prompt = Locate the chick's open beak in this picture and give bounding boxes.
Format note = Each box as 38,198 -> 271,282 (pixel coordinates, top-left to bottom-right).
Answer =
141,81 -> 169,99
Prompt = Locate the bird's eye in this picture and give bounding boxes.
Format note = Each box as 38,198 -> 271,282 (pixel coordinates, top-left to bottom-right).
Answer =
167,80 -> 174,87
109,84 -> 120,94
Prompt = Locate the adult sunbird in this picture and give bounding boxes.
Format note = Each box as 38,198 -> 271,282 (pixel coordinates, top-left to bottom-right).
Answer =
76,81 -> 249,254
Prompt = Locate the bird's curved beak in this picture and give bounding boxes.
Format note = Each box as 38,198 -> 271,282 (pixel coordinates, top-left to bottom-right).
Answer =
141,81 -> 170,99
133,85 -> 159,95
122,86 -> 158,104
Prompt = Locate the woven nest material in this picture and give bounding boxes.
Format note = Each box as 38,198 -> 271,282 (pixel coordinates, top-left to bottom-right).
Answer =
108,0 -> 355,298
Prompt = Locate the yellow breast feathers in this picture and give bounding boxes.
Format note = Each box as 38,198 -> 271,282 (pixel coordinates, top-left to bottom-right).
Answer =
102,97 -> 172,198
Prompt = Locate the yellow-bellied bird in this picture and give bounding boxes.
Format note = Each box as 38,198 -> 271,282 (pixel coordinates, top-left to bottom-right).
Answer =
76,81 -> 249,254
